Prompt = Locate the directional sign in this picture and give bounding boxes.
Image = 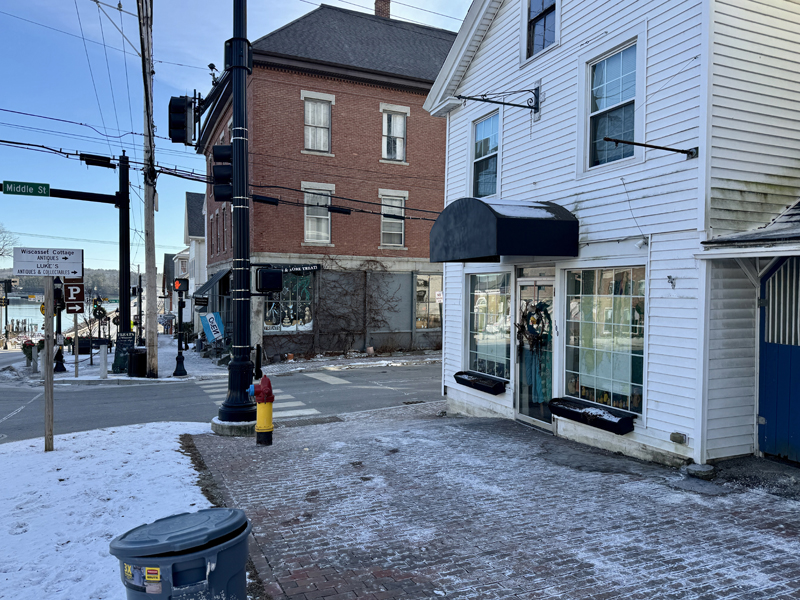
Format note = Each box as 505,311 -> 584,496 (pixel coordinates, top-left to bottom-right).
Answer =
66,303 -> 84,314
64,282 -> 85,304
2,181 -> 50,197
12,248 -> 83,277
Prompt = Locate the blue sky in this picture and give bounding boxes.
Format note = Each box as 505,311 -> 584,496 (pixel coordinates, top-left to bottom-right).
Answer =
0,0 -> 469,271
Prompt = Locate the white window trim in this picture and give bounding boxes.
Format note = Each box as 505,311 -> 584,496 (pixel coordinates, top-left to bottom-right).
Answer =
379,103 -> 410,116
576,21 -> 647,179
301,90 -> 336,104
379,189 -> 408,248
519,0 -> 561,68
553,261 -> 649,428
380,105 -> 409,163
470,109 -> 502,199
302,181 -> 334,244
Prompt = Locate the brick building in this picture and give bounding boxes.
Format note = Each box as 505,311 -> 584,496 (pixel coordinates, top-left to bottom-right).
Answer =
196,1 -> 455,357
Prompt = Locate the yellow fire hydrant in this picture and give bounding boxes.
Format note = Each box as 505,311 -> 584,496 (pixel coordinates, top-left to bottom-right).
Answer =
249,376 -> 275,446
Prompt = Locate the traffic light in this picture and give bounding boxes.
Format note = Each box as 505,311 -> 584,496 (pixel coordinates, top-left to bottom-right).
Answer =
174,278 -> 189,293
256,268 -> 282,293
168,96 -> 194,145
93,297 -> 100,309
211,144 -> 233,203
2,280 -> 11,293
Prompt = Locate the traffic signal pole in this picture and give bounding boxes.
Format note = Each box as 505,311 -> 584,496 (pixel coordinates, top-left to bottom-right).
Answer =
218,0 -> 256,422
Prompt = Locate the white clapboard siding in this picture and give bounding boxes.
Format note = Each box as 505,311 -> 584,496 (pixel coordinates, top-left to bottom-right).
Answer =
442,261 -> 464,385
645,231 -> 701,436
445,0 -> 702,245
705,259 -> 756,460
709,0 -> 800,236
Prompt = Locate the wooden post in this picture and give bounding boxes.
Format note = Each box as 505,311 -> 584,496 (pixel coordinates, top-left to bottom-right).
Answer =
74,313 -> 79,378
44,277 -> 54,452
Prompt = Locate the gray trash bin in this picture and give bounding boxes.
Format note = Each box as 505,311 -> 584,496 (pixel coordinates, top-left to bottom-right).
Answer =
109,508 -> 251,599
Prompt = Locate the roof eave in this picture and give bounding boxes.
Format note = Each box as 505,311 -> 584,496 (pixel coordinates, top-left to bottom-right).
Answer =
253,51 -> 436,92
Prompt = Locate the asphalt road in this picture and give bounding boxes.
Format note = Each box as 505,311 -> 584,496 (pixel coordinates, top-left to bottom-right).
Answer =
0,348 -> 25,370
0,363 -> 443,444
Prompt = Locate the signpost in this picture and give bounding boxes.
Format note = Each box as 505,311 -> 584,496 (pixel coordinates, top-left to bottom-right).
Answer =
65,277 -> 83,378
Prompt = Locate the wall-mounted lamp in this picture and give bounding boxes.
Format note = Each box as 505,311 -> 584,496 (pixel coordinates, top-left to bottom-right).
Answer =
667,276 -> 676,289
635,238 -> 648,249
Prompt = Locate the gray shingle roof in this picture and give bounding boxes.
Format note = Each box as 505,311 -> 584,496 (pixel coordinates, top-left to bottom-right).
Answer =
704,200 -> 800,247
252,5 -> 457,82
186,192 -> 205,238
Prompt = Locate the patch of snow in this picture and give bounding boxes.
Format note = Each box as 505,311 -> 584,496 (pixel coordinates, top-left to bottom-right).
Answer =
0,422 -> 212,600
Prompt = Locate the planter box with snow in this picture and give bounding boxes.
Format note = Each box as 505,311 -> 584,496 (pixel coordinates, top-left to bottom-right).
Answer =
453,371 -> 506,395
548,398 -> 635,435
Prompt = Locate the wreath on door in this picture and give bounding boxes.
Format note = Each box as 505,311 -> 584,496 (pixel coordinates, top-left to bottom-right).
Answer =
515,300 -> 552,355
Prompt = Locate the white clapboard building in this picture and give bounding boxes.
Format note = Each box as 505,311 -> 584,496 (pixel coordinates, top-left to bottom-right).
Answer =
424,0 -> 800,466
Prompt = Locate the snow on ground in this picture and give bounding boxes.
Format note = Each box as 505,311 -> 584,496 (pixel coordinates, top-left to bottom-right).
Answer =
0,422 -> 213,600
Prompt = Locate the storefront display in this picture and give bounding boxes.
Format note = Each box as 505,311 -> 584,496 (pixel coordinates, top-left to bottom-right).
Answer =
468,273 -> 511,380
263,272 -> 314,333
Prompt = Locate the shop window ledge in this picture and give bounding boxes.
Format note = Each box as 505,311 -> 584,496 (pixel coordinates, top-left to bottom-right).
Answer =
453,371 -> 506,395
548,398 -> 636,435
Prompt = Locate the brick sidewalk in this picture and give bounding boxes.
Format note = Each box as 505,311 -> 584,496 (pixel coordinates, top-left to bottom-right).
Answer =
193,402 -> 800,600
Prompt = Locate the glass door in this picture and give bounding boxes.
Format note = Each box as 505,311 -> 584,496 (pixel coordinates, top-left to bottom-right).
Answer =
516,280 -> 554,425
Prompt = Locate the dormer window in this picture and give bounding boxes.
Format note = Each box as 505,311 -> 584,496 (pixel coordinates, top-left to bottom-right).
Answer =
526,0 -> 556,59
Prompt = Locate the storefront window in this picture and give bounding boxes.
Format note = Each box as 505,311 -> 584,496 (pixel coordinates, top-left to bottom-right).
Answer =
468,273 -> 511,380
264,273 -> 314,333
565,267 -> 645,413
416,274 -> 443,329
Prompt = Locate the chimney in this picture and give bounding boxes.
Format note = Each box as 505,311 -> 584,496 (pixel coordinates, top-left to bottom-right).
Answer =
375,0 -> 390,18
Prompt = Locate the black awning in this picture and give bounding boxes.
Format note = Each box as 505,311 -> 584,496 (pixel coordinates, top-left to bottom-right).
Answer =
429,197 -> 579,263
193,268 -> 230,298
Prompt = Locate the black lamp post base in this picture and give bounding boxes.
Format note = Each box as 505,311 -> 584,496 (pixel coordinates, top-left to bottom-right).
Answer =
54,349 -> 66,373
217,356 -> 256,422
173,354 -> 187,377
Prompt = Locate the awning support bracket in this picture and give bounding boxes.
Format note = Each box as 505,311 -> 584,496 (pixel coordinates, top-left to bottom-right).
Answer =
456,89 -> 539,113
604,137 -> 699,160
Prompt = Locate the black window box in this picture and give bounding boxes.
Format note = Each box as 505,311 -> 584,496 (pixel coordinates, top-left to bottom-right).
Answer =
454,371 -> 506,395
548,398 -> 636,435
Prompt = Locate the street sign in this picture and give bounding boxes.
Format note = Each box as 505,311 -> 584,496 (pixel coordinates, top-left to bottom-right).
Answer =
40,303 -> 45,316
64,282 -> 85,304
12,248 -> 83,277
195,296 -> 209,307
2,181 -> 50,197
66,303 -> 84,314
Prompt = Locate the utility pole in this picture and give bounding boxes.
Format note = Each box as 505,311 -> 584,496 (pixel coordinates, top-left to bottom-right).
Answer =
44,277 -> 54,452
218,0 -> 256,422
137,0 -> 158,378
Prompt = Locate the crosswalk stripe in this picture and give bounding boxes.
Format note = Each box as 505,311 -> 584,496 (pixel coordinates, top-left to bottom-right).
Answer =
273,408 -> 321,418
303,372 -> 348,385
208,393 -> 226,400
273,401 -> 305,408
275,394 -> 294,400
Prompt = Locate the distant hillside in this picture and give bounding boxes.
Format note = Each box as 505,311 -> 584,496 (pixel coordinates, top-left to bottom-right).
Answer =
0,268 -> 160,298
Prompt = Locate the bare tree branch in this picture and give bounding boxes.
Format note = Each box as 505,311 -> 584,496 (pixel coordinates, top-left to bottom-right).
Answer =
0,223 -> 18,259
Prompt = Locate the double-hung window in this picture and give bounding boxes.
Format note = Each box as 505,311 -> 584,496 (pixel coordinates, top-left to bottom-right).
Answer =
304,186 -> 332,243
589,44 -> 636,167
473,113 -> 499,198
527,0 -> 556,58
382,112 -> 406,161
304,100 -> 331,152
380,190 -> 405,246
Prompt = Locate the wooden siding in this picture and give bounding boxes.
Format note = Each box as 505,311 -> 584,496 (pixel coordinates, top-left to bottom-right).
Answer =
446,0 -> 702,243
646,231 -> 701,439
705,259 -> 757,459
442,261 -> 464,385
709,0 -> 800,235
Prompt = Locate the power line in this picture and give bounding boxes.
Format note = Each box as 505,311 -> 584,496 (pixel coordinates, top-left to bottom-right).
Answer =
0,108 -> 172,141
392,0 -> 462,21
73,0 -> 113,156
96,3 -> 125,155
7,230 -> 185,250
0,9 -> 207,70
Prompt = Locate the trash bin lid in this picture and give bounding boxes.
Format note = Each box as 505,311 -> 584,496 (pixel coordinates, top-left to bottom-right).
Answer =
109,508 -> 248,557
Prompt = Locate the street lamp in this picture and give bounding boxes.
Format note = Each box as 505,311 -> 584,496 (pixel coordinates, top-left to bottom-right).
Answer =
54,277 -> 66,373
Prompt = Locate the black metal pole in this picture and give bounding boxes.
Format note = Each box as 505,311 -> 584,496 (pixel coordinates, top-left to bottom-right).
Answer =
54,279 -> 66,372
174,290 -> 187,376
3,286 -> 7,350
118,152 -> 131,334
218,0 -> 255,422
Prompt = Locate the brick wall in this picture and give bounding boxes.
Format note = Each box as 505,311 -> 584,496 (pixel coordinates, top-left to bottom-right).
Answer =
206,66 -> 446,269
